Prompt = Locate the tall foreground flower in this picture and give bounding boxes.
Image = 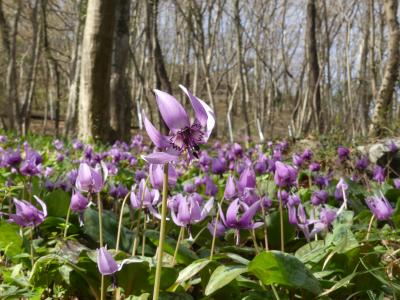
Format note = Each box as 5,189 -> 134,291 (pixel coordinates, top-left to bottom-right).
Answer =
143,85 -> 215,164
365,193 -> 394,221
75,162 -> 108,193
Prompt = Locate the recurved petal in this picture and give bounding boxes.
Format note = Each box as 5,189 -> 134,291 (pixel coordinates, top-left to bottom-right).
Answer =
226,199 -> 240,227
143,114 -> 170,148
198,98 -> 215,141
33,195 -> 47,218
179,85 -> 208,127
142,152 -> 179,164
154,89 -> 189,132
238,201 -> 260,227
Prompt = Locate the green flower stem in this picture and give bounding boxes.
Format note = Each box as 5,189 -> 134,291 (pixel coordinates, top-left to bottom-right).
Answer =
97,192 -> 104,300
141,217 -> 147,256
260,204 -> 269,251
30,228 -> 35,267
116,191 -> 131,252
172,226 -> 184,266
366,214 -> 375,240
153,163 -> 169,300
63,206 -> 71,240
209,197 -> 224,260
278,188 -> 284,252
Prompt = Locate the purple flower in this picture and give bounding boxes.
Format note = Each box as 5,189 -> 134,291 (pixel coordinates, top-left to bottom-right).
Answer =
130,179 -> 161,219
204,176 -> 218,196
314,175 -> 329,188
53,139 -> 64,151
311,190 -> 328,206
109,184 -> 128,199
338,146 -> 350,161
72,139 -> 84,150
394,178 -> 400,189
319,208 -> 337,226
365,193 -> 394,221
207,219 -> 226,237
277,190 -> 289,205
309,162 -> 320,172
149,164 -> 177,190
261,196 -> 272,209
224,175 -> 237,200
335,178 -> 348,201
237,167 -> 256,193
372,166 -> 385,183
183,182 -> 196,193
355,156 -> 369,170
301,149 -> 313,161
288,194 -> 301,206
274,161 -> 297,187
135,170 -> 147,183
292,154 -> 303,167
75,162 -> 107,193
142,86 -> 215,164
219,199 -> 262,245
171,195 -> 213,238
388,140 -> 398,154
2,196 -> 47,227
97,247 -> 120,276
232,143 -> 243,157
4,150 -> 22,167
70,191 -> 89,212
20,160 -> 42,176
211,157 -> 227,175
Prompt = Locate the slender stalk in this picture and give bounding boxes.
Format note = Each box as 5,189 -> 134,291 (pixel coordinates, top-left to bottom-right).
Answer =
30,228 -> 35,267
97,193 -> 104,300
366,214 -> 375,240
172,226 -> 184,266
271,284 -> 281,300
116,191 -> 131,252
63,206 -> 71,240
251,229 -> 260,254
261,204 -> 269,251
278,188 -> 285,252
141,217 -> 147,256
153,163 -> 169,300
132,177 -> 149,256
210,198 -> 224,260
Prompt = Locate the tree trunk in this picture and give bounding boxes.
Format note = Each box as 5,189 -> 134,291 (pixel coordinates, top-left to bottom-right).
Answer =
64,0 -> 85,138
78,0 -> 117,142
369,0 -> 400,137
109,0 -> 132,142
306,0 -> 322,133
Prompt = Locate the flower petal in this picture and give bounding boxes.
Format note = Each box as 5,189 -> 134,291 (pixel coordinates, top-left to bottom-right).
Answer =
154,89 -> 190,132
143,113 -> 170,148
142,152 -> 179,164
179,85 -> 208,127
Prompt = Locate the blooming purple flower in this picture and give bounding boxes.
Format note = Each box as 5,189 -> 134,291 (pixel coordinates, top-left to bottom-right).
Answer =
335,178 -> 348,201
337,146 -> 350,161
394,178 -> 400,189
70,191 -> 89,212
355,156 -> 369,170
97,247 -> 120,276
219,199 -> 262,245
301,149 -> 313,161
20,159 -> 42,176
311,190 -> 328,206
142,86 -> 215,164
237,167 -> 256,193
224,175 -> 237,200
183,182 -> 196,193
204,176 -> 218,196
372,166 -> 385,183
388,140 -> 398,154
130,179 -> 161,219
309,162 -> 321,172
207,219 -> 226,237
211,157 -> 227,175
2,196 -> 47,227
232,143 -> 243,158
274,161 -> 297,187
75,162 -> 107,193
109,184 -> 129,199
365,193 -> 394,221
292,154 -> 303,167
171,194 -> 213,238
314,175 -> 329,188
149,164 -> 177,190
288,194 -> 301,206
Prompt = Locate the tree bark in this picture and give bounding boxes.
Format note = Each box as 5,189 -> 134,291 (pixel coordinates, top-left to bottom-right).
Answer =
369,0 -> 400,137
78,0 -> 117,142
306,0 -> 322,133
109,0 -> 132,142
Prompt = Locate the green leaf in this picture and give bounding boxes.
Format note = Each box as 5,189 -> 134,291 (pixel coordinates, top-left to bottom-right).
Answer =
83,207 -> 133,252
248,251 -> 322,295
43,189 -> 70,218
0,220 -> 23,259
176,258 -> 211,284
204,265 -> 248,296
327,224 -> 359,254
